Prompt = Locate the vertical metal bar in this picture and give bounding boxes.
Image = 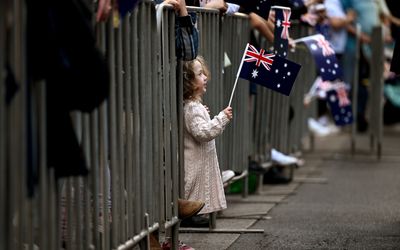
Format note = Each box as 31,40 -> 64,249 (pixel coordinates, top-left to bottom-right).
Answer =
13,0 -> 27,248
73,119 -> 84,250
88,110 -> 98,250
351,24 -> 361,155
370,26 -> 384,159
105,9 -> 119,248
138,3 -> 147,244
167,7 -> 179,243
123,12 -> 134,238
81,115 -> 91,250
116,15 -> 125,243
38,78 -> 49,250
131,6 -> 141,234
152,3 -> 162,226
0,0 -> 6,247
146,4 -> 154,225
150,1 -> 156,226
97,22 -> 108,250
163,7 -> 173,222
99,101 -> 110,249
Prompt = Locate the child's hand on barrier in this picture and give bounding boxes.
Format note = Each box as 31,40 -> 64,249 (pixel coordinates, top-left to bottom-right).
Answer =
164,0 -> 188,16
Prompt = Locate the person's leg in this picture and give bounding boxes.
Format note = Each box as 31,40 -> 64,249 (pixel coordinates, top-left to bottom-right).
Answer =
357,49 -> 370,132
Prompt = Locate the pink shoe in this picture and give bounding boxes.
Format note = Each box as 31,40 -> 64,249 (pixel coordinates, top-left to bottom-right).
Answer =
161,240 -> 195,250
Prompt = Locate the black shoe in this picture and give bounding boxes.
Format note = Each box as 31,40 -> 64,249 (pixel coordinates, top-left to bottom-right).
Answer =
263,166 -> 291,184
357,115 -> 368,133
180,215 -> 209,228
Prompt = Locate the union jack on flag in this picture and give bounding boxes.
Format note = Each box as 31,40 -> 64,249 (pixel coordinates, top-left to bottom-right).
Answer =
281,9 -> 291,39
316,36 -> 335,57
327,84 -> 353,126
336,85 -> 351,107
244,44 -> 275,71
302,34 -> 342,81
238,43 -> 301,96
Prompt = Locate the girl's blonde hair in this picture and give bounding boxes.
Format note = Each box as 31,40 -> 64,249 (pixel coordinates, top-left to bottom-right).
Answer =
183,56 -> 210,100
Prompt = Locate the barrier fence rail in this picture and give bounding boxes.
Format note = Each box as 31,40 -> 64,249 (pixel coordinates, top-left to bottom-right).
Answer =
1,1 -> 385,249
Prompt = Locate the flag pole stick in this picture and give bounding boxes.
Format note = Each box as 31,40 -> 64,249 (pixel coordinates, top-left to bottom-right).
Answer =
228,75 -> 239,107
291,34 -> 321,44
228,43 -> 249,107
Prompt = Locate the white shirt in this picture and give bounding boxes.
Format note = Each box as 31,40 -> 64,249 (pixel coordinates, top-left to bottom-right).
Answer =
325,0 -> 347,54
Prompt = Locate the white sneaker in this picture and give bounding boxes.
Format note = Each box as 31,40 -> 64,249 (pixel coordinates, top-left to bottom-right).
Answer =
326,124 -> 340,134
271,148 -> 298,166
317,115 -> 330,126
222,170 -> 235,183
317,116 -> 340,134
308,118 -> 331,137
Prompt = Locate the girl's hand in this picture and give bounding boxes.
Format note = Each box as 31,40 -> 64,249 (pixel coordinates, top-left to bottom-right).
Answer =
223,106 -> 233,120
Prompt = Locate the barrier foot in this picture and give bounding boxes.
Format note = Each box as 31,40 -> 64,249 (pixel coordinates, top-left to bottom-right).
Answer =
351,140 -> 356,156
377,142 -> 382,160
179,228 -> 264,234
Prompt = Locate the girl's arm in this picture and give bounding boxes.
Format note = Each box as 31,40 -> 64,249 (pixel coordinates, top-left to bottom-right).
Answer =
185,104 -> 230,142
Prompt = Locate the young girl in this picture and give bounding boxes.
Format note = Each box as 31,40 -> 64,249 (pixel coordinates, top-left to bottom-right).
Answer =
182,56 -> 233,218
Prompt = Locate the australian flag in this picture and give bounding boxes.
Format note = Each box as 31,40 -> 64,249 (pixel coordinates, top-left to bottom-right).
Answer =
273,6 -> 291,58
238,43 -> 301,96
326,84 -> 353,126
303,34 -> 342,81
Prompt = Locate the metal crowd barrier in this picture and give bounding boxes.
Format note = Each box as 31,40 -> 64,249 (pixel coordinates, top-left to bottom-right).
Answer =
350,25 -> 384,159
249,22 -> 316,193
1,2 -> 54,250
288,23 -> 316,155
1,2 -> 335,249
220,13 -> 252,195
351,24 -> 361,155
63,2 -> 166,249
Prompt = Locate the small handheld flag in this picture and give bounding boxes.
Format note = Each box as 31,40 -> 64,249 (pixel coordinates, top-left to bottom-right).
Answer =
294,34 -> 342,81
238,43 -> 301,96
326,83 -> 353,126
272,6 -> 291,58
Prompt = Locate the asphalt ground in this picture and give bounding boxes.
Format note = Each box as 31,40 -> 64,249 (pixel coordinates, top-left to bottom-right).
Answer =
180,125 -> 400,250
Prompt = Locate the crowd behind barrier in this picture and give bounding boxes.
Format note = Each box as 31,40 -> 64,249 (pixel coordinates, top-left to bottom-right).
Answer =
0,0 -> 387,249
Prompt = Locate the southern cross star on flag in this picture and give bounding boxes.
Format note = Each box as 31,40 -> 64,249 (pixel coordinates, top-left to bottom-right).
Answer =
327,83 -> 353,126
273,6 -> 291,58
238,43 -> 301,96
303,34 -> 342,81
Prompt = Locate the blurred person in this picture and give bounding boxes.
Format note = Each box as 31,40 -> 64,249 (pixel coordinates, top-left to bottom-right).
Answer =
314,1 -> 355,129
341,0 -> 379,132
